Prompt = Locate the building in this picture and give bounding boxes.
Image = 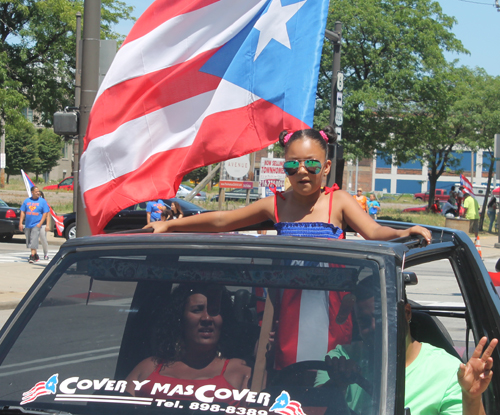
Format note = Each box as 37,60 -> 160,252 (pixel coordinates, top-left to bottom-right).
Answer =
342,149 -> 497,194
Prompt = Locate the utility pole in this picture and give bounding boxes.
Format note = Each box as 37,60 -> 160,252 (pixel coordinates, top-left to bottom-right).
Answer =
76,0 -> 101,237
72,12 -> 82,213
325,22 -> 343,189
0,116 -> 5,188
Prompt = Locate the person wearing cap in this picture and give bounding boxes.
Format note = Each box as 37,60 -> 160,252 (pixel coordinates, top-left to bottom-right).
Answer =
462,191 -> 480,240
353,188 -> 368,213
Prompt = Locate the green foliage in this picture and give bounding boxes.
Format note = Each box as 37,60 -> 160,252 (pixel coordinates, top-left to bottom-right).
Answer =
184,165 -> 220,185
315,0 -> 467,159
32,128 -> 64,180
0,0 -> 134,126
4,119 -> 37,177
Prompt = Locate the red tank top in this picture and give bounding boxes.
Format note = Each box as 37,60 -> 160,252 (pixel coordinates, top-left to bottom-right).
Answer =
136,359 -> 240,406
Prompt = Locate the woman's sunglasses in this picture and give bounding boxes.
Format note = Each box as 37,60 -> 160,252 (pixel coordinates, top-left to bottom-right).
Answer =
283,159 -> 322,176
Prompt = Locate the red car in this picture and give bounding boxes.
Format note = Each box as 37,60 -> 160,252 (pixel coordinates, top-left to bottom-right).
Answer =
43,176 -> 74,191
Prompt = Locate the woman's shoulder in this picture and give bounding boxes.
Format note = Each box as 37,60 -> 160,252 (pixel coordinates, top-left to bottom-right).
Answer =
225,358 -> 251,376
224,358 -> 251,389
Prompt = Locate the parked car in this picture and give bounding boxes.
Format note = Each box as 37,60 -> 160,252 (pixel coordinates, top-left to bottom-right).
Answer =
414,188 -> 449,202
43,176 -> 74,191
175,184 -> 207,201
211,187 -> 260,202
0,198 -> 22,242
57,197 -> 208,240
0,223 -> 499,414
402,201 -> 444,213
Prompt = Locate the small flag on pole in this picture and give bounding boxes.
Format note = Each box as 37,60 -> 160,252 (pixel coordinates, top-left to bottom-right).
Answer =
460,174 -> 475,196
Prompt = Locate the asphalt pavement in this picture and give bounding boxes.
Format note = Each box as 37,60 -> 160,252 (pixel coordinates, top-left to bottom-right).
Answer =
0,231 -> 499,328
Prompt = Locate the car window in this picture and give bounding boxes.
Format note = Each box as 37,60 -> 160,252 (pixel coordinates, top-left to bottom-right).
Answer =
60,178 -> 73,186
405,259 -> 471,361
0,199 -> 8,208
0,248 -> 385,415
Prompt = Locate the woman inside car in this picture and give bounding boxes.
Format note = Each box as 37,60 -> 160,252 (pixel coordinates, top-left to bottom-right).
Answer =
125,284 -> 251,402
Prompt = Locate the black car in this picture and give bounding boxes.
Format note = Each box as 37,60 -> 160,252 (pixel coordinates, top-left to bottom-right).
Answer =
57,198 -> 208,240
0,198 -> 22,242
0,223 -> 499,414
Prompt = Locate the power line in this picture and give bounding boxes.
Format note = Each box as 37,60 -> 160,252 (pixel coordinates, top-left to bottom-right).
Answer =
455,0 -> 495,5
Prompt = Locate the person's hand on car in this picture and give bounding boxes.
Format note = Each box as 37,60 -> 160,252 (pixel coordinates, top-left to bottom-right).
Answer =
144,221 -> 170,233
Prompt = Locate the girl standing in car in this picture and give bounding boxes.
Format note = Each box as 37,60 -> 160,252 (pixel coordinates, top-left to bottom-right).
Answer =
146,126 -> 430,243
145,127 -> 431,367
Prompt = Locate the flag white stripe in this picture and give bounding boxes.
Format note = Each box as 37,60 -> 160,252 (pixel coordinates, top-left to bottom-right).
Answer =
96,0 -> 266,101
296,289 -> 329,363
81,80 -> 260,193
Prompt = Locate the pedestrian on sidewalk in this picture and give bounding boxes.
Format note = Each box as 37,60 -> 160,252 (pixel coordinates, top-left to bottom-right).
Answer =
462,190 -> 480,240
367,194 -> 381,219
487,197 -> 497,233
18,186 -> 50,263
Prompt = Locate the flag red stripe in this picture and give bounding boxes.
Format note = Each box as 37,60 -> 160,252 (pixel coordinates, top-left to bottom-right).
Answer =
83,102 -> 306,234
85,49 -> 221,150
122,0 -> 219,47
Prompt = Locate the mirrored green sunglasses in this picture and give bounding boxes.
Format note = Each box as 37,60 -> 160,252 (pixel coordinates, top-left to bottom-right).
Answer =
283,159 -> 322,176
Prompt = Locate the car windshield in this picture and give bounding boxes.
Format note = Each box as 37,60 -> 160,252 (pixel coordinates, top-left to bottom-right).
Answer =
0,244 -> 384,415
0,199 -> 8,207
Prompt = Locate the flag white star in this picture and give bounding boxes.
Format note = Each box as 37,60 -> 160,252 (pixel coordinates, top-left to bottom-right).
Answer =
253,0 -> 307,61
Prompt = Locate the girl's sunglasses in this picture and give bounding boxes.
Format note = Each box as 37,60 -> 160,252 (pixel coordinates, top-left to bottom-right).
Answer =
283,159 -> 322,176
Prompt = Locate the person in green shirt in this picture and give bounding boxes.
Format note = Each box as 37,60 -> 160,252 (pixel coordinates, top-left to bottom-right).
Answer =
316,289 -> 498,415
462,192 -> 480,240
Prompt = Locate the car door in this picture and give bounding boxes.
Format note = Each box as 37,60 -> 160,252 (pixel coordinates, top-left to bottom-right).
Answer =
105,204 -> 147,232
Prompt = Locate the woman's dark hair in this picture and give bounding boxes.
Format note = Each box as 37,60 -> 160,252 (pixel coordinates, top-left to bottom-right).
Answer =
488,197 -> 497,208
171,201 -> 184,217
278,126 -> 337,156
161,208 -> 173,220
152,283 -> 235,364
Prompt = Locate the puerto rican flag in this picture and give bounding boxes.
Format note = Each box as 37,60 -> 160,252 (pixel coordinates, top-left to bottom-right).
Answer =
460,174 -> 475,196
80,0 -> 330,235
21,374 -> 58,405
270,391 -> 305,415
21,170 -> 65,236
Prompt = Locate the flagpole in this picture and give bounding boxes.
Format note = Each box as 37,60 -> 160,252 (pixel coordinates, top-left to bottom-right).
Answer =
76,0 -> 101,237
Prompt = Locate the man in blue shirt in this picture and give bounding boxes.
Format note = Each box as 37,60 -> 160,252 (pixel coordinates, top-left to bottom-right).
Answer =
146,200 -> 166,224
19,186 -> 49,263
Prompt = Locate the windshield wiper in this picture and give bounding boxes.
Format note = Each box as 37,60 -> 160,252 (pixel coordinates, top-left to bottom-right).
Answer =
0,406 -> 72,415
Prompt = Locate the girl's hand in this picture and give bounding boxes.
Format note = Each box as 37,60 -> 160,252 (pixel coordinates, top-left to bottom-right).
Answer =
143,221 -> 170,233
458,337 -> 498,399
406,226 -> 432,245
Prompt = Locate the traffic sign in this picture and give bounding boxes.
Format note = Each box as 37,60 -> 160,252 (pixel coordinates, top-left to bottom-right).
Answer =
336,92 -> 343,107
337,72 -> 344,92
335,108 -> 343,126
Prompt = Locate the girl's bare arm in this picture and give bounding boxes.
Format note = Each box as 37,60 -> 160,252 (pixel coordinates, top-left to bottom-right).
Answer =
145,197 -> 275,233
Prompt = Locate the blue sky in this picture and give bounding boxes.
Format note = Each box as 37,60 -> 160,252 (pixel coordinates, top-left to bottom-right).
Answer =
113,0 -> 500,77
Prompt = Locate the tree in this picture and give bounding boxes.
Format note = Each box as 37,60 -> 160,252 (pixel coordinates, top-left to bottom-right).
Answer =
460,71 -> 500,229
184,165 -> 220,186
0,0 -> 134,126
4,119 -> 37,181
32,128 -> 64,181
315,0 -> 467,160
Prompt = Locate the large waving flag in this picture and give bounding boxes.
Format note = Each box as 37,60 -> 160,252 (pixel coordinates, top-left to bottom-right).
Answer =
80,0 -> 330,234
21,170 -> 65,236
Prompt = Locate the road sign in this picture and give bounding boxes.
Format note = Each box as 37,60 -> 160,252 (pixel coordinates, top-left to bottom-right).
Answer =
335,127 -> 342,142
337,72 -> 344,92
336,92 -> 343,107
335,108 -> 343,126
